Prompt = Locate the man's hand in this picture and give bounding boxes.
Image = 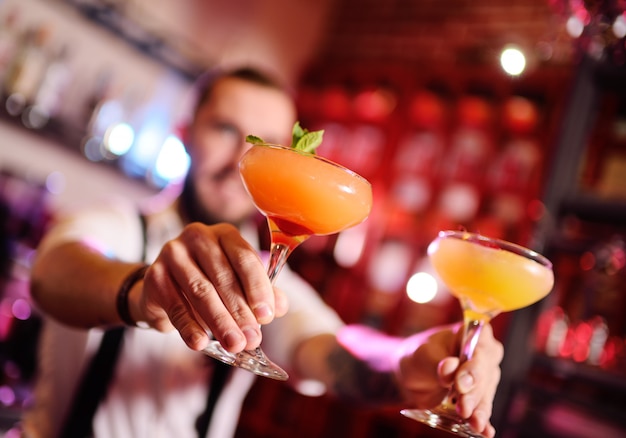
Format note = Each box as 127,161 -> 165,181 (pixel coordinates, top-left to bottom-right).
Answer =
396,323 -> 503,437
137,222 -> 288,353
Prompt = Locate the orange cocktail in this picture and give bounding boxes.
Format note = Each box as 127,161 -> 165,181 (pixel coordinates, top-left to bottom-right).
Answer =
216,142 -> 372,381
239,144 -> 372,239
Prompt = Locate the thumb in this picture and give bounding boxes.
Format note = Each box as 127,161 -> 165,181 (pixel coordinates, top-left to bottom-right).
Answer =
438,357 -> 460,387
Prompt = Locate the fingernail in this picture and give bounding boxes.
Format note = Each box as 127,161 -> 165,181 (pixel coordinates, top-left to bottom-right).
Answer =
253,303 -> 273,322
458,372 -> 475,393
474,409 -> 486,427
190,330 -> 208,349
223,331 -> 244,350
243,327 -> 260,343
462,396 -> 476,415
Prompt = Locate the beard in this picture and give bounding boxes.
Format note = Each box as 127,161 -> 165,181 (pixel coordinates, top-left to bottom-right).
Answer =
178,172 -> 269,250
179,173 -> 222,226
178,171 -> 256,228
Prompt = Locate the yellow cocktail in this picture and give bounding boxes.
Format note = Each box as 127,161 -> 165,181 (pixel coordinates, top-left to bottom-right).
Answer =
401,230 -> 554,437
428,233 -> 554,318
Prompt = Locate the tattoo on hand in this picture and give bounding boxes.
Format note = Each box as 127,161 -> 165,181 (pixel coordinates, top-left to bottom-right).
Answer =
327,346 -> 402,405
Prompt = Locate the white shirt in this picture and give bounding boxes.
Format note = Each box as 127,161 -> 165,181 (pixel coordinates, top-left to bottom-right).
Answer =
22,196 -> 344,438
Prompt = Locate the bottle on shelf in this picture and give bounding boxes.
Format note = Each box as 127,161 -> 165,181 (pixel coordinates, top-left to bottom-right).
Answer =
22,43 -> 72,129
0,7 -> 21,96
2,24 -> 52,118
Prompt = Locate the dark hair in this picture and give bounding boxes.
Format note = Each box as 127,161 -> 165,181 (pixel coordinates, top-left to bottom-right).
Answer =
191,66 -> 293,116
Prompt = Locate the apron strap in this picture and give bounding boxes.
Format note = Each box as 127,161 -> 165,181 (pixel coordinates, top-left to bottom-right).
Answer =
57,212 -> 233,438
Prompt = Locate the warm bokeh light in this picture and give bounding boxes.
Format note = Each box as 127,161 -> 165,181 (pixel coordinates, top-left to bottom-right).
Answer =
566,15 -> 585,38
353,87 -> 397,122
367,240 -> 413,292
500,47 -> 527,76
613,14 -> 626,38
527,199 -> 546,222
293,379 -> 327,397
406,271 -> 438,304
438,183 -> 481,223
333,222 -> 368,268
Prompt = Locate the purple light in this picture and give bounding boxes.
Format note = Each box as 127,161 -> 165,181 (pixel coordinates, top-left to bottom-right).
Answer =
12,299 -> 31,321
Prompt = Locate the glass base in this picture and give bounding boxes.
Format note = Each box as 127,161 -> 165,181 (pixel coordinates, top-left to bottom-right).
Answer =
202,340 -> 289,381
401,408 -> 485,438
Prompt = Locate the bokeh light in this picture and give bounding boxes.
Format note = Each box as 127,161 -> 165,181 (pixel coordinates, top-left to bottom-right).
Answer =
406,271 -> 438,304
45,171 -> 66,195
154,135 -> 190,183
104,122 -> 135,156
334,222 -> 368,268
500,47 -> 527,76
368,240 -> 413,293
567,13 -> 586,38
613,14 -> 626,38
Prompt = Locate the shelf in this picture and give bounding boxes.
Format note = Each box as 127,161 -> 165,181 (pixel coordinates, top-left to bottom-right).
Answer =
508,354 -> 626,436
531,354 -> 626,393
495,54 -> 626,436
509,385 -> 626,438
559,193 -> 626,225
65,0 -> 203,79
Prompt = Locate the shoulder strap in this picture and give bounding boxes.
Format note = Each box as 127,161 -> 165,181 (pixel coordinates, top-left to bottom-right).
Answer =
58,327 -> 125,438
195,360 -> 232,437
58,212 -> 233,438
57,212 -> 148,438
138,212 -> 148,262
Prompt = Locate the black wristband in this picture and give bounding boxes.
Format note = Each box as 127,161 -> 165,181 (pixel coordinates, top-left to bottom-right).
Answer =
116,265 -> 149,327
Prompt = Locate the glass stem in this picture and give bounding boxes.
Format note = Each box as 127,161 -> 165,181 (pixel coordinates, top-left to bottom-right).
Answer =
440,318 -> 485,410
459,318 -> 484,363
266,242 -> 294,284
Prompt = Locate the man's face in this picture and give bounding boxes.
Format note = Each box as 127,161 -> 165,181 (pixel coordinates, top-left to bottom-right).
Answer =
185,77 -> 296,224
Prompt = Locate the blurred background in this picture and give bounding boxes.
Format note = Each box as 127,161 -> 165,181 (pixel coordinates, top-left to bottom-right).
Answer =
0,0 -> 625,437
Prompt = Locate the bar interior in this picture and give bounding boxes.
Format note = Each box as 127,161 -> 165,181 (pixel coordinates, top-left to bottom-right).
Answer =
0,0 -> 625,437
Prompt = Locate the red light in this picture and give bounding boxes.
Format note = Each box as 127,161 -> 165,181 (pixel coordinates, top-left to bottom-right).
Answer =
579,251 -> 595,271
409,91 -> 447,128
572,344 -> 590,362
558,327 -> 575,358
574,322 -> 592,342
503,96 -> 539,134
527,199 -> 546,222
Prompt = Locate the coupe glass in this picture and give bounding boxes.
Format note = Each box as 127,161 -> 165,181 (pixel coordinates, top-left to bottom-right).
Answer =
202,143 -> 372,380
401,230 -> 554,437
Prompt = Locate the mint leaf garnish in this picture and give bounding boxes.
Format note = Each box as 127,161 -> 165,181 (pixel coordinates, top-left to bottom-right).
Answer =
246,122 -> 324,154
245,135 -> 265,145
293,129 -> 323,153
291,122 -> 306,148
